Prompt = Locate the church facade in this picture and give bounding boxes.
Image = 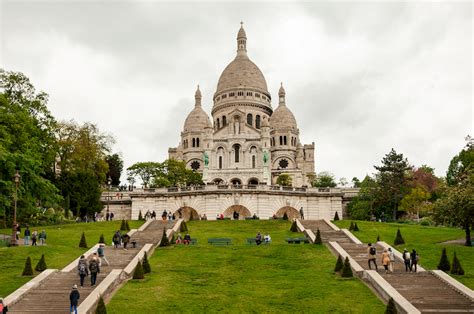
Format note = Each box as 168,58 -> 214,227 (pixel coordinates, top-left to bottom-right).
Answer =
168,24 -> 315,187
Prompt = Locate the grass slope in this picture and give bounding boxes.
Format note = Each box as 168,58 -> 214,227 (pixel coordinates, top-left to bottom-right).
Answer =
334,220 -> 473,289
107,220 -> 384,313
0,220 -> 143,297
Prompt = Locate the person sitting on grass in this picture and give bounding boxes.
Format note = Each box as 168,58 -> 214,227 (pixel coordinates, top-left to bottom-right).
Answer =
175,233 -> 182,244
183,233 -> 191,245
255,232 -> 262,245
264,233 -> 271,244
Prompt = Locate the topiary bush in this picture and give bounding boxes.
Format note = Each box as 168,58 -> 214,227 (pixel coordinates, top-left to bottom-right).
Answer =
35,254 -> 47,272
22,256 -> 34,276
120,219 -> 127,231
125,220 -> 130,231
333,211 -> 340,221
290,220 -> 298,232
138,210 -> 144,221
334,255 -> 343,273
394,228 -> 405,245
159,229 -> 170,247
99,234 -> 105,244
142,252 -> 151,274
314,228 -> 322,244
79,232 -> 88,248
349,221 -> 354,231
341,256 -> 353,278
283,212 -> 288,220
451,252 -> 464,275
385,297 -> 397,314
377,235 -> 380,242
180,221 -> 188,232
95,296 -> 107,314
437,248 -> 450,271
353,223 -> 359,232
133,260 -> 144,279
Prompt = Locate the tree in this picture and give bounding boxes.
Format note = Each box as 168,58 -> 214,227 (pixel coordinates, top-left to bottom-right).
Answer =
446,136 -> 474,186
95,296 -> 107,314
374,149 -> 412,220
352,177 -> 361,188
180,221 -> 188,232
159,229 -> 170,247
333,211 -> 340,221
79,232 -> 88,248
338,177 -> 348,187
138,210 -> 144,221
314,229 -> 322,244
334,255 -> 343,272
290,220 -> 298,232
353,223 -> 359,231
451,252 -> 464,275
99,234 -> 105,244
127,162 -> 160,188
276,173 -> 292,187
120,219 -> 128,231
142,252 -> 151,274
437,248 -> 450,271
133,260 -> 145,279
385,297 -> 397,314
394,228 -> 405,245
35,254 -> 47,272
152,159 -> 203,188
312,172 -> 337,188
105,153 -> 124,186
411,166 -> 441,197
349,221 -> 354,231
22,256 -> 33,276
399,187 -> 431,216
341,257 -> 353,278
283,212 -> 289,221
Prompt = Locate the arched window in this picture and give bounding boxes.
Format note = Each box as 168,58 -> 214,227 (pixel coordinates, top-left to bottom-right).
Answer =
217,118 -> 220,129
252,155 -> 256,168
192,138 -> 196,147
233,144 -> 240,163
196,138 -> 200,147
247,113 -> 253,126
284,136 -> 287,145
255,115 -> 261,129
223,116 -> 227,126
279,136 -> 283,145
219,156 -> 223,169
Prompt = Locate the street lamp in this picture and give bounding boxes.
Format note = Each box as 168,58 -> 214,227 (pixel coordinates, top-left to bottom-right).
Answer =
107,176 -> 112,217
10,170 -> 20,246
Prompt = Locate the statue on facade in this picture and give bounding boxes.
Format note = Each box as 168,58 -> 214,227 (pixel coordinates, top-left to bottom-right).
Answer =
263,150 -> 269,165
203,151 -> 209,166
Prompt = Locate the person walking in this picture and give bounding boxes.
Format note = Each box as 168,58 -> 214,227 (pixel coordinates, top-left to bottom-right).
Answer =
77,255 -> 89,287
69,285 -> 80,314
381,248 -> 391,274
122,233 -> 130,250
162,210 -> 167,221
89,254 -> 100,286
97,244 -> 109,266
39,230 -> 47,246
299,207 -> 304,220
403,249 -> 411,272
113,231 -> 121,249
24,227 -> 31,246
388,248 -> 395,273
0,298 -> 9,313
410,249 -> 419,272
367,243 -> 378,270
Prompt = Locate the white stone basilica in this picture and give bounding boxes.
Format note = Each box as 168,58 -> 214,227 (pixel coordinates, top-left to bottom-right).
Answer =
169,24 -> 315,187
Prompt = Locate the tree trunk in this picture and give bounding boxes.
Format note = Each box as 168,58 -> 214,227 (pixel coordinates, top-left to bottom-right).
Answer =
465,223 -> 472,247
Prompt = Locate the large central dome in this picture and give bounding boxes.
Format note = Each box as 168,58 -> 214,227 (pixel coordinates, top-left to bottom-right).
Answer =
214,24 -> 270,97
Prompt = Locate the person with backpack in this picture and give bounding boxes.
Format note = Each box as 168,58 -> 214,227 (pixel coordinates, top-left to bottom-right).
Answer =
31,230 -> 38,246
39,230 -> 47,246
88,254 -> 100,286
122,233 -> 130,250
113,231 -> 121,249
0,298 -> 9,313
77,255 -> 89,287
403,249 -> 411,272
410,249 -> 419,272
24,227 -> 31,246
69,285 -> 80,314
367,243 -> 378,270
97,244 -> 109,266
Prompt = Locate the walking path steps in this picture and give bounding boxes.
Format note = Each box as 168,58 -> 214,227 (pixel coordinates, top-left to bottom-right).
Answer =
8,220 -> 168,313
302,220 -> 474,313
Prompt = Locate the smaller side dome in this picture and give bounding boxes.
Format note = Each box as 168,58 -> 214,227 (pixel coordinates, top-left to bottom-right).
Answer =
270,83 -> 297,130
183,85 -> 212,132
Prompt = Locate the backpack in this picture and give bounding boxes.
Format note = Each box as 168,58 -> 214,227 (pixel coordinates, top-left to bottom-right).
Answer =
78,262 -> 87,275
90,260 -> 98,273
404,252 -> 411,260
369,247 -> 376,255
97,247 -> 104,256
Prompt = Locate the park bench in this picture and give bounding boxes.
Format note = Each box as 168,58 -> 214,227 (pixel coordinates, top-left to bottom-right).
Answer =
286,237 -> 309,244
247,238 -> 269,245
208,238 -> 232,245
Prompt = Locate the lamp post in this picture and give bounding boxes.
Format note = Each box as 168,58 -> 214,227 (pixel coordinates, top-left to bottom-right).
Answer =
107,176 -> 112,217
10,170 -> 20,246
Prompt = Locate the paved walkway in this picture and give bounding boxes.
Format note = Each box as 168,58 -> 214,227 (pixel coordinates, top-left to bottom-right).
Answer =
9,220 -> 168,313
302,220 -> 474,313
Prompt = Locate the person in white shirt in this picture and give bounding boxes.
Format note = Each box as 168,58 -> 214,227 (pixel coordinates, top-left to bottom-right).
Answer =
264,233 -> 271,244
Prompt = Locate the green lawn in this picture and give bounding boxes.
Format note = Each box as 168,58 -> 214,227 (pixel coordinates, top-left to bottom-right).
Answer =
107,220 -> 385,313
0,220 -> 143,297
334,220 -> 474,289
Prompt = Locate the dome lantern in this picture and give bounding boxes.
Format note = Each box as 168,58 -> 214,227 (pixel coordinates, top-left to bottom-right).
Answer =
237,21 -> 247,55
195,85 -> 202,107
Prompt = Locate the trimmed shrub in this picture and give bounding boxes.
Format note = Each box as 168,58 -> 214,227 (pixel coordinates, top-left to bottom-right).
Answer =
133,260 -> 144,279
22,256 -> 34,276
314,228 -> 322,244
159,229 -> 170,247
79,232 -> 88,248
377,235 -> 380,242
138,210 -> 144,221
283,212 -> 288,220
349,221 -> 354,231
290,220 -> 298,232
125,220 -> 130,231
353,223 -> 359,231
95,296 -> 107,314
120,219 -> 127,231
385,297 -> 397,314
333,211 -> 340,221
180,221 -> 188,232
142,252 -> 151,274
341,256 -> 353,278
394,228 -> 405,245
35,254 -> 47,272
99,234 -> 105,244
451,252 -> 464,275
437,248 -> 450,271
334,255 -> 343,272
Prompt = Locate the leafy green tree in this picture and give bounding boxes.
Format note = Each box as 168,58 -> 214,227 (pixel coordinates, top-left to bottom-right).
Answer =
446,136 -> 474,186
153,159 -> 203,187
127,162 -> 160,188
399,187 -> 431,216
276,173 -> 292,186
338,177 -> 348,187
312,171 -> 336,188
352,177 -> 361,188
58,170 -> 102,217
374,149 -> 412,220
105,153 -> 123,186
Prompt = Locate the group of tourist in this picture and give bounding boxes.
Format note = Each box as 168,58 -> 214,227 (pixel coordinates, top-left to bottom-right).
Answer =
14,225 -> 47,246
367,243 -> 419,273
255,232 -> 271,245
112,230 -> 132,249
175,233 -> 192,245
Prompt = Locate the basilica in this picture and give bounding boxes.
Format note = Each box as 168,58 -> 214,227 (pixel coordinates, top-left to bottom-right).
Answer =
169,24 -> 315,187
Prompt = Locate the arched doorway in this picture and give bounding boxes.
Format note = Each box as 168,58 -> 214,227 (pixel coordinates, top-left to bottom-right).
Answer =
248,178 -> 259,185
230,178 -> 242,185
213,178 -> 224,185
223,205 -> 251,220
173,206 -> 200,221
274,206 -> 299,220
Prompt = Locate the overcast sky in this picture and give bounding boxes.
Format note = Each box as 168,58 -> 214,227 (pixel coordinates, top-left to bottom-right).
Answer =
1,1 -> 472,183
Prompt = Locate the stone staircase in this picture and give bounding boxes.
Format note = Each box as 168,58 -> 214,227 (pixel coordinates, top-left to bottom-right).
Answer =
303,220 -> 474,313
9,220 -> 165,313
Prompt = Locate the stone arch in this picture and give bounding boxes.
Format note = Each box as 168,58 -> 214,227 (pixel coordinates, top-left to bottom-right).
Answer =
173,206 -> 200,221
274,206 -> 299,220
230,178 -> 242,185
212,178 -> 225,185
273,156 -> 295,170
223,205 -> 251,219
248,178 -> 259,185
